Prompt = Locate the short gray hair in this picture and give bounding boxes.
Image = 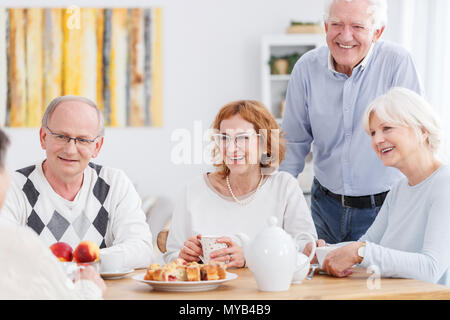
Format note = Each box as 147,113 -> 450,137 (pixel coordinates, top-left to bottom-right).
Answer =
42,95 -> 105,137
323,0 -> 388,30
363,87 -> 442,154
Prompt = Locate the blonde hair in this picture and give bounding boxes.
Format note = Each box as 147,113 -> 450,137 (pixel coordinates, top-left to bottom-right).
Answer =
363,87 -> 442,153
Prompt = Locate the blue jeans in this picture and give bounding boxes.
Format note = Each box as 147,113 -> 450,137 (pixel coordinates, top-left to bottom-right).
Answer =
311,178 -> 382,244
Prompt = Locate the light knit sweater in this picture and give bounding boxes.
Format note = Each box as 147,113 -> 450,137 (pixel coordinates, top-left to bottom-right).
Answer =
360,165 -> 450,286
164,171 -> 318,263
0,160 -> 154,270
0,218 -> 102,299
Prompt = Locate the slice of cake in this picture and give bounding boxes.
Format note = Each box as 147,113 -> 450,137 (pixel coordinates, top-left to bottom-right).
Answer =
161,264 -> 179,281
144,263 -> 161,280
174,265 -> 187,281
210,260 -> 227,279
161,263 -> 187,281
186,262 -> 201,281
200,264 -> 219,281
150,267 -> 164,281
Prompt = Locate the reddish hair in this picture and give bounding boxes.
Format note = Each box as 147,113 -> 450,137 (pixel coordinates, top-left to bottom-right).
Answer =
211,100 -> 285,178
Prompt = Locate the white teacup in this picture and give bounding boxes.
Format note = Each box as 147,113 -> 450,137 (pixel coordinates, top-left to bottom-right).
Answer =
100,250 -> 125,273
292,233 -> 316,283
199,235 -> 228,264
315,246 -> 336,269
316,242 -> 353,269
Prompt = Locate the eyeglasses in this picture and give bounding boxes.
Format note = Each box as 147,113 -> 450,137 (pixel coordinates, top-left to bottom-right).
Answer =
45,126 -> 99,147
212,132 -> 260,149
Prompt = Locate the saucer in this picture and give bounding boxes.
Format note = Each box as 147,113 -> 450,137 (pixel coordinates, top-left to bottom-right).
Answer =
100,269 -> 134,279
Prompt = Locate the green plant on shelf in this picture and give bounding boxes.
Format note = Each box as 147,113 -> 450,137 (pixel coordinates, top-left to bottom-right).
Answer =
269,53 -> 301,75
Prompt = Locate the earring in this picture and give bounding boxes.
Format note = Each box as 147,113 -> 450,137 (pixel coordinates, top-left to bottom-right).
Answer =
260,153 -> 272,166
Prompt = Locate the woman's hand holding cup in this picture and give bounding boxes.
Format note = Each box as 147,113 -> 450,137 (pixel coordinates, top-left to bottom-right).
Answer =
179,234 -> 203,262
209,236 -> 245,269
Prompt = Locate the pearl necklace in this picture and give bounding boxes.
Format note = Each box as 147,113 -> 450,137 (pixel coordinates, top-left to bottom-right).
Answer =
226,174 -> 264,206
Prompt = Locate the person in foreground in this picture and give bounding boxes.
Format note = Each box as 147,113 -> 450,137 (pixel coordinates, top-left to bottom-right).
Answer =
322,87 -> 450,286
164,100 -> 318,268
0,95 -> 154,270
0,129 -> 106,299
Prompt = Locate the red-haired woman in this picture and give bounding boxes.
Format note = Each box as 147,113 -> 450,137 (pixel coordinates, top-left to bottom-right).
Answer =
164,100 -> 318,268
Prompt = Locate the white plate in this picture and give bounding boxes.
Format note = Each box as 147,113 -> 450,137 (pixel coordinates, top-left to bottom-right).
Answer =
132,271 -> 238,292
101,269 -> 134,279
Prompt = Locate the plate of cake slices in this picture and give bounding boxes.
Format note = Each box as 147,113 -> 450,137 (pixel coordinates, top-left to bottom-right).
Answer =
132,258 -> 238,292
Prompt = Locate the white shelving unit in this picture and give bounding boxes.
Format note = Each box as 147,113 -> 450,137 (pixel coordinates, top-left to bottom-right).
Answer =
261,34 -> 325,123
261,34 -> 324,198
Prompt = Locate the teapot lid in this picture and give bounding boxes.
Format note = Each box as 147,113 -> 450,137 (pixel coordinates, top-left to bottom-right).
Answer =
259,216 -> 291,239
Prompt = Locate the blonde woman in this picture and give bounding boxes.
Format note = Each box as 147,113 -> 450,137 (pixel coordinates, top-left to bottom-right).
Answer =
164,100 -> 317,268
322,87 -> 450,286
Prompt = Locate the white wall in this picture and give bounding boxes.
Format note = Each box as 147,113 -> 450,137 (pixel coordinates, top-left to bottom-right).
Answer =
3,0 -> 412,204
3,0 -> 326,202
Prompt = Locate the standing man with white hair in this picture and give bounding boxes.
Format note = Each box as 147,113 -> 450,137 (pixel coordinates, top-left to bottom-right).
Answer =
280,0 -> 423,244
0,95 -> 155,270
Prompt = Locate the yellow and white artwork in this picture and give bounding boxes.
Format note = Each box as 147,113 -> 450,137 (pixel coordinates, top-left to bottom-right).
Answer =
1,7 -> 163,128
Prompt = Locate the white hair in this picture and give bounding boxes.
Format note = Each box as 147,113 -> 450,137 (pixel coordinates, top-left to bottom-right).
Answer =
363,87 -> 442,154
323,0 -> 388,30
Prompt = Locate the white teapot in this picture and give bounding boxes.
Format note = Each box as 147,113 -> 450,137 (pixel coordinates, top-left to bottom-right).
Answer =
236,216 -> 316,292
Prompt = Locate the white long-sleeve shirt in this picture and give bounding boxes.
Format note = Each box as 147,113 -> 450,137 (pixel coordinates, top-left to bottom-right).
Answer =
360,165 -> 450,286
0,218 -> 102,299
0,161 -> 154,270
164,171 -> 318,263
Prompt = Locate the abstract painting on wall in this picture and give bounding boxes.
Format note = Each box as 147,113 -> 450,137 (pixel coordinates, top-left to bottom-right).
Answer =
0,7 -> 163,128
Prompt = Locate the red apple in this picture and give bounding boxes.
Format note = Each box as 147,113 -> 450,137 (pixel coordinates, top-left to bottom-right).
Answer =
73,241 -> 100,263
50,242 -> 73,262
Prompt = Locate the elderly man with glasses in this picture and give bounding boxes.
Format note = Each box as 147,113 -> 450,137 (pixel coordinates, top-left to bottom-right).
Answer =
0,95 -> 155,270
280,0 -> 423,245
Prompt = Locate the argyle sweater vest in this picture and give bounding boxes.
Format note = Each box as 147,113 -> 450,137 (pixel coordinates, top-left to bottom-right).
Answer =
16,162 -> 112,249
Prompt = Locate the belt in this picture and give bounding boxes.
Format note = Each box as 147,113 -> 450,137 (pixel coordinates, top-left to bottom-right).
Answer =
317,180 -> 389,209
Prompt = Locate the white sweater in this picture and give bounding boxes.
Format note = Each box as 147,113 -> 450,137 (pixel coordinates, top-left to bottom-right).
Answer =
0,218 -> 102,299
164,171 -> 318,263
360,165 -> 450,286
0,161 -> 154,270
